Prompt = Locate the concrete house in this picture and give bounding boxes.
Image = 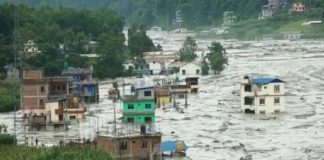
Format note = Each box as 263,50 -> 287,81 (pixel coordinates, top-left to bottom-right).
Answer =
170,62 -> 202,76
240,75 -> 285,114
95,127 -> 162,160
61,67 -> 99,103
290,2 -> 305,13
122,84 -> 156,124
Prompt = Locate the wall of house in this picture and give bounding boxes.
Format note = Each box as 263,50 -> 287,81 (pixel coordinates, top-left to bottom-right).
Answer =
23,69 -> 43,79
180,63 -> 201,76
123,100 -> 155,123
123,100 -> 155,113
136,88 -> 155,100
156,96 -> 171,108
255,96 -> 285,114
45,102 -> 60,123
22,83 -> 48,115
149,62 -> 162,75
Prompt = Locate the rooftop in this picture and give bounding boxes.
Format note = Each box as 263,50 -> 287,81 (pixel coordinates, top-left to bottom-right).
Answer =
162,140 -> 188,152
252,77 -> 284,85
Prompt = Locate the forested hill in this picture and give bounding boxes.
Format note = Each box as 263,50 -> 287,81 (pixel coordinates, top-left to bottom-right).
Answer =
0,0 -> 269,28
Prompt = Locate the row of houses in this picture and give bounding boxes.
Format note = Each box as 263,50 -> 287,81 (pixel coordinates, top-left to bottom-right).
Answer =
125,51 -> 203,77
261,0 -> 305,19
21,67 -> 99,128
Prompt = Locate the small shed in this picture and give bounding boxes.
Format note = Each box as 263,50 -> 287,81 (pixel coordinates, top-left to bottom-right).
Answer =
162,140 -> 188,157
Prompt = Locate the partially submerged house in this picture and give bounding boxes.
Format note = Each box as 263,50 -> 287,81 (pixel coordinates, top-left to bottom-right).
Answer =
61,67 -> 99,103
94,126 -> 162,160
240,75 -> 286,114
122,84 -> 156,124
289,2 -> 305,14
21,69 -> 86,127
154,87 -> 171,108
4,65 -> 19,80
169,62 -> 202,76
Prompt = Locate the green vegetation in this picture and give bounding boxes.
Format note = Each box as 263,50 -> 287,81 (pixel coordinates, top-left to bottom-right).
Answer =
207,42 -> 227,73
0,145 -> 112,160
0,3 -> 128,79
178,36 -> 197,62
0,80 -> 20,112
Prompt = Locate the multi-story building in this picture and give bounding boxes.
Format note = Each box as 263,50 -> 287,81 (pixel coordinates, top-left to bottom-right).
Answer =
290,2 -> 305,13
122,84 -> 156,124
240,75 -> 285,114
21,69 -> 86,126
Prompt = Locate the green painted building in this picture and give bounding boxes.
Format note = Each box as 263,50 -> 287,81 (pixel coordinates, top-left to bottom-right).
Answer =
122,85 -> 156,124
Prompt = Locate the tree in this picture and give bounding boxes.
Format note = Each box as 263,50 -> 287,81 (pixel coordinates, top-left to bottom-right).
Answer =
178,36 -> 197,62
207,42 -> 227,73
127,24 -> 156,57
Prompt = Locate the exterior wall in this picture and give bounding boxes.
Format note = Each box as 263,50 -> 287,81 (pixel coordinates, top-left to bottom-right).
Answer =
156,96 -> 171,108
136,88 -> 155,100
123,100 -> 156,123
179,63 -> 201,76
22,83 -> 48,115
45,102 -> 60,122
23,69 -> 44,79
240,82 -> 285,114
95,135 -> 162,160
148,62 -> 162,75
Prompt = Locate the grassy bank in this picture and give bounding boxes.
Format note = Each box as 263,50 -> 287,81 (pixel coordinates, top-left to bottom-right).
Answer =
0,145 -> 112,160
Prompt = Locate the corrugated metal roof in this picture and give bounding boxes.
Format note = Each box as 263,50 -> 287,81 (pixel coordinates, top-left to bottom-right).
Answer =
161,141 -> 188,152
252,77 -> 284,85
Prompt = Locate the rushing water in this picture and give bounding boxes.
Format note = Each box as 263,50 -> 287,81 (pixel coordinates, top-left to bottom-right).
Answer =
1,31 -> 324,160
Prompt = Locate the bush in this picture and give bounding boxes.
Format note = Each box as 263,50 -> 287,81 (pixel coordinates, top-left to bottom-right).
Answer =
0,134 -> 16,145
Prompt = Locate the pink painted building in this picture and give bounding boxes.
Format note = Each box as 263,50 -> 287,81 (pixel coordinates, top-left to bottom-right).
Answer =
291,3 -> 305,12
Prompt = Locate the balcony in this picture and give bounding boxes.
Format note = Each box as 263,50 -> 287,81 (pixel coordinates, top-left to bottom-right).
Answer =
123,110 -> 155,115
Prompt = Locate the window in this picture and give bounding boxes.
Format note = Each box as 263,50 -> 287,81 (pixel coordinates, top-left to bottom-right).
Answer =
259,98 -> 265,105
127,117 -> 134,123
244,85 -> 252,92
69,116 -> 76,120
244,97 -> 254,105
145,117 -> 152,123
39,99 -> 44,106
62,85 -> 66,91
274,85 -> 280,93
144,91 -> 152,97
274,97 -> 280,105
57,86 -> 61,91
120,142 -> 128,150
274,109 -> 280,113
260,110 -> 265,114
145,104 -> 152,109
40,86 -> 45,92
128,104 -> 134,110
196,69 -> 200,75
142,140 -> 148,148
182,70 -> 186,75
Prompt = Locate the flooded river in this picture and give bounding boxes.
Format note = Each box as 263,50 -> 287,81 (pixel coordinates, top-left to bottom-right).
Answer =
1,31 -> 324,160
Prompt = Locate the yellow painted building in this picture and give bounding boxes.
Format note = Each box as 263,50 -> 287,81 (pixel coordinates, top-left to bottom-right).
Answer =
155,87 -> 171,108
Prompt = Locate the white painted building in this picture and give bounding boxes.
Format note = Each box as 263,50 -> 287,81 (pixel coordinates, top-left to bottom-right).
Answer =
240,76 -> 285,114
148,62 -> 162,75
179,62 -> 202,76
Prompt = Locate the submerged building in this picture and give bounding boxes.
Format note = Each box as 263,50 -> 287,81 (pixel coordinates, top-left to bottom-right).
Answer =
240,75 -> 286,114
122,84 -> 156,124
